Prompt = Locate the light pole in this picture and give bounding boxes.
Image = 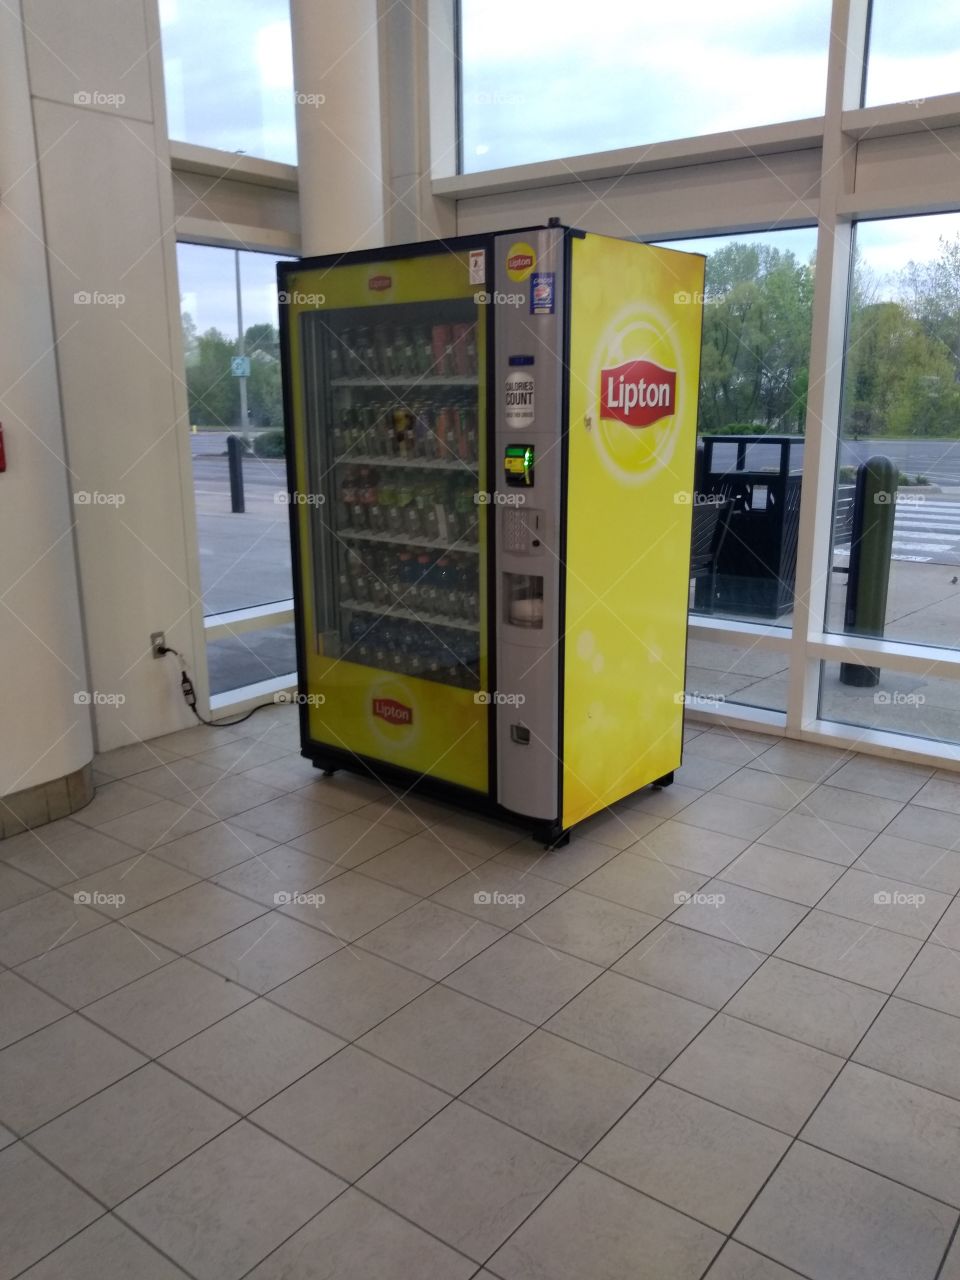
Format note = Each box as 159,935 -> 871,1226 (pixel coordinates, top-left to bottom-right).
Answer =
235,249 -> 248,432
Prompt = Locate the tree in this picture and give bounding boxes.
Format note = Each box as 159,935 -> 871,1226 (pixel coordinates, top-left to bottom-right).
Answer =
698,243 -> 814,433
180,315 -> 285,429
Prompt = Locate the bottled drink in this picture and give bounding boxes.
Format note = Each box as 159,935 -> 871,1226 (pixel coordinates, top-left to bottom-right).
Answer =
451,323 -> 472,376
431,324 -> 452,376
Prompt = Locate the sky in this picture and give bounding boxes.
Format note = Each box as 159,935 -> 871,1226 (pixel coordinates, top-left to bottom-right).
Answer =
177,245 -> 293,339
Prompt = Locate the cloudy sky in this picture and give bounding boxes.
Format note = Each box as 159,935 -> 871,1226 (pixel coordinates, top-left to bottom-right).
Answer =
164,1 -> 960,331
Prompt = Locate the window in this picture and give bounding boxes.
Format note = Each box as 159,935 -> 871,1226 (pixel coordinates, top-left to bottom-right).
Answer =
177,243 -> 296,696
160,0 -> 297,163
864,2 -> 960,107
459,0 -> 832,173
826,213 -> 960,654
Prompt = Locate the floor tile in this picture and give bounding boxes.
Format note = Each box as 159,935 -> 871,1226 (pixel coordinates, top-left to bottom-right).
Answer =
358,985 -> 531,1092
0,1143 -> 100,1280
774,909 -> 922,992
489,1163 -> 721,1280
589,1081 -> 789,1232
60,854 -> 198,918
736,1142 -> 955,1280
578,851 -> 708,918
673,793 -> 784,842
705,1241 -> 805,1279
817,868 -> 950,940
359,900 -> 504,979
147,723 -> 251,758
15,1213 -> 189,1280
0,972 -> 68,1050
942,1232 -> 960,1280
84,957 -> 255,1056
252,1045 -> 447,1180
0,890 -> 106,966
16,922 -> 176,1008
675,754 -> 742,791
911,776 -> 960,815
431,863 -> 564,927
124,881 -> 267,952
726,957 -> 885,1056
518,890 -> 659,967
0,1014 -> 144,1133
95,799 -> 217,850
758,813 -> 872,865
443,932 -> 601,1024
855,833 -> 960,895
230,793 -> 343,843
630,820 -> 749,876
93,741 -> 180,779
29,1063 -> 235,1205
0,821 -> 136,888
750,742 -> 848,783
0,864 -> 46,911
885,803 -> 960,851
270,946 -> 430,1039
288,810 -> 409,867
359,834 -> 484,897
464,1030 -> 650,1157
192,738 -> 293,775
70,779 -> 159,827
721,844 -> 844,906
895,941 -> 960,1017
244,1188 -> 475,1280
192,913 -> 342,993
545,971 -> 711,1074
804,1061 -> 960,1207
351,795 -> 441,835
793,784 -> 904,833
211,845 -> 339,907
280,869 -> 418,940
154,821 -> 276,877
237,754 -> 319,794
854,997 -> 960,1101
426,812 -> 524,858
123,757 -> 228,806
670,879 -> 807,953
663,1014 -> 842,1135
571,807 -> 663,850
493,833 -> 621,886
116,1121 -> 344,1280
932,896 -> 960,949
613,921 -> 763,1008
715,767 -> 816,809
160,999 -> 343,1113
622,781 -> 705,819
828,758 -> 931,803
358,1102 -> 572,1262
184,774 -> 285,822
687,730 -> 772,765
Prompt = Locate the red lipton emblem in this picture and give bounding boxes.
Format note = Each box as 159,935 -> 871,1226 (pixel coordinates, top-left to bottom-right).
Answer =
507,253 -> 533,272
368,274 -> 392,291
373,697 -> 412,725
600,360 -> 677,428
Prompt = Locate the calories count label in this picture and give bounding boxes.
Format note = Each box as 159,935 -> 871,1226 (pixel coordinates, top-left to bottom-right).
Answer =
505,370 -> 535,429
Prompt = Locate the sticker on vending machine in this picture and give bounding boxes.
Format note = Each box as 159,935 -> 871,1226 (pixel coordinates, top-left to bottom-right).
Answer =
505,369 -> 535,429
468,249 -> 486,285
529,272 -> 555,315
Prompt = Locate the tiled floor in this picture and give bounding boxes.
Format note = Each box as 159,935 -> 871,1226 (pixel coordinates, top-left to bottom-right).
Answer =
3,707 -> 960,1278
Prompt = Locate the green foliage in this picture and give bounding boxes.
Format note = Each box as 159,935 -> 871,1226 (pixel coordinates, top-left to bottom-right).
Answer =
252,429 -> 286,458
181,315 -> 284,429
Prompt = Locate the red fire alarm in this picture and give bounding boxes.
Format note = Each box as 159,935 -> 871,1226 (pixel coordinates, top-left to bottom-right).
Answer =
0,424 -> 6,472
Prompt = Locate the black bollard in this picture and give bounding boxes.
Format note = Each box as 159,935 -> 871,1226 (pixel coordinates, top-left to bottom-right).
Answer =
840,456 -> 898,687
227,434 -> 245,514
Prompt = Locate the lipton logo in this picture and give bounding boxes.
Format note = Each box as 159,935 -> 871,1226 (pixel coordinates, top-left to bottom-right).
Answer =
368,274 -> 392,292
507,253 -> 533,273
600,359 -> 676,428
373,697 -> 412,726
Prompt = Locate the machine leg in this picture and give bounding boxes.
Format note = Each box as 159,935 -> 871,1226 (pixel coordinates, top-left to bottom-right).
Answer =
653,771 -> 674,789
312,759 -> 338,777
534,820 -> 569,849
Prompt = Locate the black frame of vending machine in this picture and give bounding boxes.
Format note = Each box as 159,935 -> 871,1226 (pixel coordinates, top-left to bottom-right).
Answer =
279,233 -> 515,819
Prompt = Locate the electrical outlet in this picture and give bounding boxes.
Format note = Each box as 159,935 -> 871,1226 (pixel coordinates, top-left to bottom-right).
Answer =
150,631 -> 167,659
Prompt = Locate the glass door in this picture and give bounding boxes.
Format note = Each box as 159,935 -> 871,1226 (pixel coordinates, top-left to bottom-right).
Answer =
282,246 -> 491,793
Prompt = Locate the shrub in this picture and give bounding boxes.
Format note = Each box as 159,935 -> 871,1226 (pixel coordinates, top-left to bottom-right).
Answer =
252,429 -> 286,458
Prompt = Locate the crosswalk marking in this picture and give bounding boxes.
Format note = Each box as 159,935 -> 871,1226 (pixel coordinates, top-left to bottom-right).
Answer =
834,497 -> 960,563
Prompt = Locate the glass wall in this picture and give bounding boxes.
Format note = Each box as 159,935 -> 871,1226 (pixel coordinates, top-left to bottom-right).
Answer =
864,3 -> 960,107
177,243 -> 296,695
459,0 -> 831,172
159,0 -> 297,162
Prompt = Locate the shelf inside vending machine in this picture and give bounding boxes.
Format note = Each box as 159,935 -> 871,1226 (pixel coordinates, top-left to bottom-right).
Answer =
304,295 -> 485,693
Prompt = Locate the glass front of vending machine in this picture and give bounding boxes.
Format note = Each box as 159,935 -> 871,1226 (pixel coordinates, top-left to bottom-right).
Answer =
279,240 -> 494,795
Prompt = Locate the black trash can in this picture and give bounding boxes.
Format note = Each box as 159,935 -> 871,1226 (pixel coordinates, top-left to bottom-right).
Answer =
693,435 -> 803,620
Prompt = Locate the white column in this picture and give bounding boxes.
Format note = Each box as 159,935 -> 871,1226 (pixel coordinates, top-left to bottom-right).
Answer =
290,0 -> 386,255
0,0 -> 93,798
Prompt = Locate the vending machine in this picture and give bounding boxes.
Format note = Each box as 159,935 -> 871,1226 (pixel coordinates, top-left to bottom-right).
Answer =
279,225 -> 705,844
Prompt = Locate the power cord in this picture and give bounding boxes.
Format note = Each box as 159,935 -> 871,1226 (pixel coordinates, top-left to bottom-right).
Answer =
156,644 -> 283,727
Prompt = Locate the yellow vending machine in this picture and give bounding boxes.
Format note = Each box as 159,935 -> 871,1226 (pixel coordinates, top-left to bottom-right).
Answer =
279,225 -> 705,844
